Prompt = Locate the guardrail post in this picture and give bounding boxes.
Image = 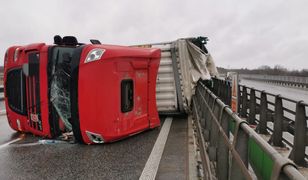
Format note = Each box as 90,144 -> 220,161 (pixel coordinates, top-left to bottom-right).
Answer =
248,88 -> 256,124
224,81 -> 228,104
237,85 -> 241,114
217,109 -> 229,180
200,86 -> 209,131
196,87 -> 203,120
289,101 -> 308,167
220,80 -> 225,102
218,80 -> 223,101
256,91 -> 269,134
217,79 -> 221,98
216,78 -> 219,94
203,91 -> 214,142
227,81 -> 232,106
209,100 -> 220,162
200,98 -> 206,129
222,81 -> 227,103
227,82 -> 231,106
240,86 -> 248,118
230,121 -> 249,180
269,95 -> 285,147
225,81 -> 229,105
214,78 -> 218,94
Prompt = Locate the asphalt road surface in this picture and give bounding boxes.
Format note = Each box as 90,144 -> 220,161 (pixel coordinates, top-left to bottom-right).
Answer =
0,113 -> 188,180
0,118 -> 158,179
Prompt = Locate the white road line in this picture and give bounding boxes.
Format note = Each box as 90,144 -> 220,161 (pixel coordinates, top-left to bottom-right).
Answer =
0,136 -> 24,150
139,117 -> 173,180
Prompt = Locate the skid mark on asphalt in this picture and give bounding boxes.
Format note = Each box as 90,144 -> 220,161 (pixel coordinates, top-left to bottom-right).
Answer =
139,117 -> 173,180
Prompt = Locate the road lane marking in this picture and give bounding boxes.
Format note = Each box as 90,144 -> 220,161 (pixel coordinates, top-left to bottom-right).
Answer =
0,134 -> 25,150
139,117 -> 173,180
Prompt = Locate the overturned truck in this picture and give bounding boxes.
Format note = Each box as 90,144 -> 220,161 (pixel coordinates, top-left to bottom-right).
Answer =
4,36 -> 218,144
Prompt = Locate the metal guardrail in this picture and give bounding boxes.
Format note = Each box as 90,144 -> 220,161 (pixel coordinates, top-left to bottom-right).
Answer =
240,74 -> 308,89
210,78 -> 308,168
192,81 -> 305,180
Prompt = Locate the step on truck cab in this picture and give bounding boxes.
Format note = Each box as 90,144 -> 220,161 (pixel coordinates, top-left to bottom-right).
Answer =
4,36 -> 161,144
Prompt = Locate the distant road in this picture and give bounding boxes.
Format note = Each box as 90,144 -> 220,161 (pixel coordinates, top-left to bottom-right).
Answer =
240,79 -> 308,103
239,74 -> 308,89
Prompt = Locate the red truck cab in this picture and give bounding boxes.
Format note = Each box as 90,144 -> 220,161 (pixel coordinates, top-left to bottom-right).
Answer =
4,36 -> 161,144
4,43 -> 51,137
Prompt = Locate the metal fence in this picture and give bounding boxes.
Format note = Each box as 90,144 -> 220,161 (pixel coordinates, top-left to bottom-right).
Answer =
209,78 -> 308,167
240,74 -> 308,89
192,80 -> 305,179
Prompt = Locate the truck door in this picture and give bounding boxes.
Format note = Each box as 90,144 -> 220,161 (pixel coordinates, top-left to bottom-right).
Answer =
26,52 -> 43,131
121,62 -> 149,133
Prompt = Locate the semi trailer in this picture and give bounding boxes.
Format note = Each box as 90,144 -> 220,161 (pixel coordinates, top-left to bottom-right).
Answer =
4,35 -> 218,144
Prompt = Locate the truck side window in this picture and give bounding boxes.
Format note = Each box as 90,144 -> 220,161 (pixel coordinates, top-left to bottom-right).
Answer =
6,69 -> 27,115
121,79 -> 134,112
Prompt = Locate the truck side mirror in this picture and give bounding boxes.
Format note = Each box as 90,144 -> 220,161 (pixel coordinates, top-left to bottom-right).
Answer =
22,63 -> 29,76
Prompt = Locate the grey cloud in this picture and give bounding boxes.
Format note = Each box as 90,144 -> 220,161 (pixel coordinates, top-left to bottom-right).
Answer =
0,0 -> 307,70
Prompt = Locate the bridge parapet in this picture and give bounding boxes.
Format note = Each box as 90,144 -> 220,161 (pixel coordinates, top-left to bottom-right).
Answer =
208,78 -> 308,167
240,74 -> 308,88
192,80 -> 305,179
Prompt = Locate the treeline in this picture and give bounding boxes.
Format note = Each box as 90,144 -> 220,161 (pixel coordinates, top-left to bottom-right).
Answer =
0,65 -> 306,77
217,65 -> 308,77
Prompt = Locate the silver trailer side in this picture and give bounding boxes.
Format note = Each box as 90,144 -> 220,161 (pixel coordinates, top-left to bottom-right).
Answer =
133,37 -> 219,114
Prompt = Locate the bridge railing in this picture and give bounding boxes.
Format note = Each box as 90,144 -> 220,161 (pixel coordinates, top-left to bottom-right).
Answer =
192,80 -> 305,180
240,74 -> 308,88
209,77 -> 308,168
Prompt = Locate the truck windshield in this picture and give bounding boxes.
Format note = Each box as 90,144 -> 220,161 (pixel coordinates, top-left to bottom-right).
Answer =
49,47 -> 75,131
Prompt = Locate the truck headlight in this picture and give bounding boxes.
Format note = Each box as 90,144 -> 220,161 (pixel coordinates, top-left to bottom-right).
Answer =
86,131 -> 104,144
84,48 -> 105,63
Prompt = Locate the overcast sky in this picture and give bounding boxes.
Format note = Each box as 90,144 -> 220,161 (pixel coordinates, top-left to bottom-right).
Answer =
1,0 -> 307,70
